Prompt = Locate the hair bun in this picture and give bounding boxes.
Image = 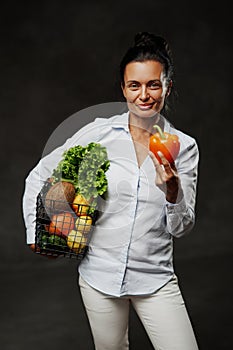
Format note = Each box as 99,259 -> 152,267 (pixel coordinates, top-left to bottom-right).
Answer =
134,32 -> 166,49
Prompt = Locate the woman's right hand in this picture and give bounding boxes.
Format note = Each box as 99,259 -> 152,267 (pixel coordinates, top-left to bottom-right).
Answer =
29,243 -> 37,252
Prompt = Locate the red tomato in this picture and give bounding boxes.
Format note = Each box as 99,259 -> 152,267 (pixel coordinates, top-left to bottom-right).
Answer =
49,212 -> 75,237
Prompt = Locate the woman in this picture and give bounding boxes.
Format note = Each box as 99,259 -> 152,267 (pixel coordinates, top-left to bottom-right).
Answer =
23,32 -> 199,349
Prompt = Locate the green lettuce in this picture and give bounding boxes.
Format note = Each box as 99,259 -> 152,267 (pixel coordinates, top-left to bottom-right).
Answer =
52,142 -> 110,202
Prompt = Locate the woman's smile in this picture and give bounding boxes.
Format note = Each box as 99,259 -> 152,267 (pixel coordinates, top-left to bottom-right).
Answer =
137,102 -> 155,110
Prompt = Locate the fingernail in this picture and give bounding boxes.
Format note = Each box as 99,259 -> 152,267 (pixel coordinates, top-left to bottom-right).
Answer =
148,151 -> 154,157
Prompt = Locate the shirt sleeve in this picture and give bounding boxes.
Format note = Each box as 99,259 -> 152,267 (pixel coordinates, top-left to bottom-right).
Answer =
22,120 -> 101,244
165,138 -> 199,238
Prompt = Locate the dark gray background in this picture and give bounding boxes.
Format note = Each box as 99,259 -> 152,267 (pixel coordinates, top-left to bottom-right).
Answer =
1,0 -> 232,349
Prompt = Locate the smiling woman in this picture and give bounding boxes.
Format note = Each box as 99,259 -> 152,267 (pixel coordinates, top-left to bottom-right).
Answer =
22,31 -> 199,350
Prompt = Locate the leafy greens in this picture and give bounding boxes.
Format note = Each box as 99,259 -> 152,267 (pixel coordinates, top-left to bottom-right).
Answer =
52,142 -> 110,202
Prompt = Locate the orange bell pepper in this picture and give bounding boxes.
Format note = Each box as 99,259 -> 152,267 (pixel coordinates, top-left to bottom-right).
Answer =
149,125 -> 180,164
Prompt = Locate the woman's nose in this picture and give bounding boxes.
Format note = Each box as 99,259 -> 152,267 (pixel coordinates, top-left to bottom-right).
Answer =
139,86 -> 149,101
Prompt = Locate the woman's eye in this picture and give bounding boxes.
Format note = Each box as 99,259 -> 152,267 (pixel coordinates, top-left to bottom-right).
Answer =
127,82 -> 139,90
149,82 -> 161,89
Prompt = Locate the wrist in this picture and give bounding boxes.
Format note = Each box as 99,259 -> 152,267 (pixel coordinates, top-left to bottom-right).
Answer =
166,187 -> 184,204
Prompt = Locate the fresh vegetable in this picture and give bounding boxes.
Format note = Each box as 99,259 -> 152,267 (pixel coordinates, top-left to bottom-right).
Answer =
38,233 -> 67,253
72,194 -> 90,215
75,215 -> 93,234
39,233 -> 49,248
67,230 -> 87,252
48,212 -> 75,237
48,234 -> 67,247
45,181 -> 76,210
51,142 -> 110,202
36,142 -> 109,257
149,125 -> 180,164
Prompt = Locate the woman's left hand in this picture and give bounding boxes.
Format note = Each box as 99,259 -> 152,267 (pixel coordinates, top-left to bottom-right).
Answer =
149,151 -> 183,204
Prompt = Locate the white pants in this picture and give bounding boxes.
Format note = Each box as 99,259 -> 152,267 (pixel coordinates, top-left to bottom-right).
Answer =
79,275 -> 199,350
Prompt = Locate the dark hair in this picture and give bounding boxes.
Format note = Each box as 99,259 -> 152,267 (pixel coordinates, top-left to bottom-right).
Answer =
120,32 -> 175,114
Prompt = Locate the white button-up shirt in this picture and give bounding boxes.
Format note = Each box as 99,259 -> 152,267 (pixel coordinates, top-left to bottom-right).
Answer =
22,112 -> 199,297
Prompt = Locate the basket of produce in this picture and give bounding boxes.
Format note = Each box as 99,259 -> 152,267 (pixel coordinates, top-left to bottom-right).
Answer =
35,142 -> 110,259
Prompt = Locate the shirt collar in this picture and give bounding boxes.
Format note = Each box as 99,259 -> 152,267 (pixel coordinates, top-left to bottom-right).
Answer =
110,112 -> 130,132
110,111 -> 171,134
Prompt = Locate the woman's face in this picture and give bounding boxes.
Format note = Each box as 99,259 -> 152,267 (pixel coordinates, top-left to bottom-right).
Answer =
121,60 -> 170,119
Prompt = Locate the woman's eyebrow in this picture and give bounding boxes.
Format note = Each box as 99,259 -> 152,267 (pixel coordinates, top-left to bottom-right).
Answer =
126,79 -> 161,83
127,78 -> 161,83
148,79 -> 162,83
126,80 -> 139,83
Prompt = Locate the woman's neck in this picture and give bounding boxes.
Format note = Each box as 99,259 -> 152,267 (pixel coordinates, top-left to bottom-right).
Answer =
129,112 -> 161,135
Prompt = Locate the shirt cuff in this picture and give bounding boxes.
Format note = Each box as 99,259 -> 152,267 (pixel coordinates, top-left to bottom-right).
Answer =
165,196 -> 187,214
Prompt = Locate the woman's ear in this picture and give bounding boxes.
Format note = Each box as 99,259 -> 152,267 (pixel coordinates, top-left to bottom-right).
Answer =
166,80 -> 173,97
121,83 -> 126,98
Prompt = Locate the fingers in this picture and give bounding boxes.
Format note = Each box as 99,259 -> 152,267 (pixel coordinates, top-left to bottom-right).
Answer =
158,151 -> 177,173
148,150 -> 160,169
148,151 -> 177,175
